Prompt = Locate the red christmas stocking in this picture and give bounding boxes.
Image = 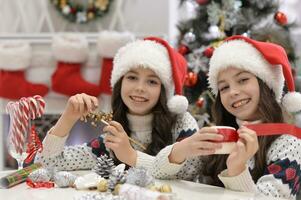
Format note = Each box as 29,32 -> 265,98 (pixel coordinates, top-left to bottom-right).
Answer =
51,34 -> 101,96
97,31 -> 135,94
0,41 -> 49,99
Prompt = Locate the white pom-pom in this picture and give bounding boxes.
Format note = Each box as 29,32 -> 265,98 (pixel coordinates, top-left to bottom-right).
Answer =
282,92 -> 301,113
167,95 -> 188,114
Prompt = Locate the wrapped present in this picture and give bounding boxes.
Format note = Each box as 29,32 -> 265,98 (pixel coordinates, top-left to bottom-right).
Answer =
0,163 -> 42,188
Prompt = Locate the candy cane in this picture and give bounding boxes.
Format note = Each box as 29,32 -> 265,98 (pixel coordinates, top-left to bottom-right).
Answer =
6,95 -> 46,155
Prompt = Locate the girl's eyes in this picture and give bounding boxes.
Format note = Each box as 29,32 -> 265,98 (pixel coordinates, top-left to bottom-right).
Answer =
148,79 -> 159,85
219,85 -> 229,92
126,75 -> 137,80
125,75 -> 160,85
238,78 -> 249,84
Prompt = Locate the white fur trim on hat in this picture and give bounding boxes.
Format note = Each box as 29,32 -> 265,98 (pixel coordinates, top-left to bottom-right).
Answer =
167,95 -> 188,114
208,40 -> 284,102
282,92 -> 301,113
0,41 -> 31,70
112,39 -> 175,98
97,31 -> 135,58
52,34 -> 89,63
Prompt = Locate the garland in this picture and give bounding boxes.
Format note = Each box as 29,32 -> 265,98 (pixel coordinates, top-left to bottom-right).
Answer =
50,0 -> 113,24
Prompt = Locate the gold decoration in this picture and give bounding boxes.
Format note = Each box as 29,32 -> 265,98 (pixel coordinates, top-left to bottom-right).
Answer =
95,0 -> 109,11
159,184 -> 172,193
81,111 -> 113,127
211,40 -> 224,48
113,184 -> 122,195
97,179 -> 108,192
87,12 -> 95,20
81,111 -> 147,151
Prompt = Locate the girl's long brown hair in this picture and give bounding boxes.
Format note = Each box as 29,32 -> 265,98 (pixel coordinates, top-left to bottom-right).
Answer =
203,78 -> 284,186
111,78 -> 176,156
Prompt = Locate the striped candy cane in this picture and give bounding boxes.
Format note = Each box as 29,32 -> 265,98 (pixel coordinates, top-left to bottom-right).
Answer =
6,95 -> 46,156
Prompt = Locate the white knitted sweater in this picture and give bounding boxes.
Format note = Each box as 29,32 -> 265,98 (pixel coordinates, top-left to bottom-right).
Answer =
151,134 -> 301,200
35,112 -> 198,171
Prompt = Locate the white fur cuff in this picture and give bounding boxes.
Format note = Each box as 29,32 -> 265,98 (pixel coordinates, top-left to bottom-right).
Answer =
97,31 -> 135,58
52,34 -> 89,63
0,41 -> 31,70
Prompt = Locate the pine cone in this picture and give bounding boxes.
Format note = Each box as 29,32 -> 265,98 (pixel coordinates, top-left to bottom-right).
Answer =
93,154 -> 115,179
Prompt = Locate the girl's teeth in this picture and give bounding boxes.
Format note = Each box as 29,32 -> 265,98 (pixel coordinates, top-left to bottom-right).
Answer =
234,99 -> 248,108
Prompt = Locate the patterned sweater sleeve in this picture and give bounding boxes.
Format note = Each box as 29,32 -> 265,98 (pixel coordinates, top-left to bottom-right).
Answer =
34,131 -> 109,171
136,112 -> 199,171
218,135 -> 301,200
151,144 -> 205,181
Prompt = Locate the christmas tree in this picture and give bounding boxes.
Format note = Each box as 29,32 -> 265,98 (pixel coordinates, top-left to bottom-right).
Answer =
178,0 -> 297,126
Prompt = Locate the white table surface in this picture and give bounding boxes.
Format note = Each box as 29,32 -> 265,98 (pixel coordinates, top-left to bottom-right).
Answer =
0,170 -> 285,200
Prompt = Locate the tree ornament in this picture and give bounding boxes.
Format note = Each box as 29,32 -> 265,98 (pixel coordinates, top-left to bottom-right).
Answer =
50,0 -> 113,24
178,44 -> 189,55
184,71 -> 198,87
126,167 -> 154,188
203,47 -> 214,58
183,31 -> 196,44
274,11 -> 288,26
159,184 -> 172,193
93,154 -> 115,179
196,0 -> 209,5
196,97 -> 205,108
108,164 -> 127,191
53,171 -> 77,188
97,179 -> 108,192
28,168 -> 52,182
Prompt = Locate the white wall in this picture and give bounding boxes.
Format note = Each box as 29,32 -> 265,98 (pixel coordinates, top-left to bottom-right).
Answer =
0,0 -> 180,42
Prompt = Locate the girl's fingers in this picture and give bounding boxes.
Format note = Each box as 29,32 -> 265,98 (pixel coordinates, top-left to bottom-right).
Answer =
194,141 -> 222,150
236,141 -> 246,155
196,132 -> 224,142
195,149 -> 215,156
198,127 -> 219,134
75,94 -> 85,113
109,121 -> 125,132
103,125 -> 118,136
104,134 -> 120,143
104,142 -> 118,150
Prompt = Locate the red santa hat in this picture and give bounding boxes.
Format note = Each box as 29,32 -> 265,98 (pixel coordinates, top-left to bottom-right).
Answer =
209,35 -> 301,113
111,37 -> 188,114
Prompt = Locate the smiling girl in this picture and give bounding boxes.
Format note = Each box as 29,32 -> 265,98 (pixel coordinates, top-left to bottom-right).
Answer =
35,37 -> 198,171
152,35 -> 301,199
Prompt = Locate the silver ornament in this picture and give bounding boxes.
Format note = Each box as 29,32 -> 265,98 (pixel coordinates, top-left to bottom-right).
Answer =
28,168 -> 51,182
183,31 -> 196,44
53,171 -> 77,188
126,167 -> 154,187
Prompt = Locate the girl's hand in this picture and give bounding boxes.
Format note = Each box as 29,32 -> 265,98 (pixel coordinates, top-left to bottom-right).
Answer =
50,93 -> 98,138
103,121 -> 137,166
63,93 -> 98,121
226,124 -> 259,176
169,127 -> 224,164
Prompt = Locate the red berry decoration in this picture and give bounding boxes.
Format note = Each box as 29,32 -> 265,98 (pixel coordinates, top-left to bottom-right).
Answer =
184,72 -> 198,87
203,47 -> 214,58
274,11 -> 288,26
178,44 -> 189,55
196,0 -> 209,5
196,97 -> 205,108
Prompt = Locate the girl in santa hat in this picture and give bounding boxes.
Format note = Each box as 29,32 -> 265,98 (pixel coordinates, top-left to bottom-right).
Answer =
152,35 -> 301,199
35,37 -> 200,171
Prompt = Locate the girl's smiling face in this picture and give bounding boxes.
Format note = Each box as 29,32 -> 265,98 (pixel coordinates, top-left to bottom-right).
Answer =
217,67 -> 260,121
121,67 -> 162,115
